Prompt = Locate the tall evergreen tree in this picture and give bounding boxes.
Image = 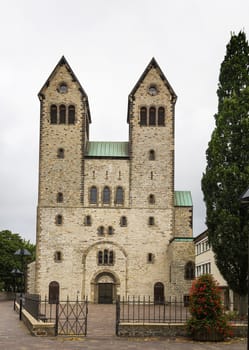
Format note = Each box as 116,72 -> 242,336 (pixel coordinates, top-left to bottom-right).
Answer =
202,32 -> 249,303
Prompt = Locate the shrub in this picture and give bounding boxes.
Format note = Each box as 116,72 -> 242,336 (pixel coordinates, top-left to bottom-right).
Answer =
187,274 -> 232,339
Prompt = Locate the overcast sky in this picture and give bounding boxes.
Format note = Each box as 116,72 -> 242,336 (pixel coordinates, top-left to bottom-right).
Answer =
0,0 -> 248,243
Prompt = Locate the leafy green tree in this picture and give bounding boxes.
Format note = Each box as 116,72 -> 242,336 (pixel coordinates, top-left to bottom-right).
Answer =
202,31 -> 249,311
0,230 -> 35,291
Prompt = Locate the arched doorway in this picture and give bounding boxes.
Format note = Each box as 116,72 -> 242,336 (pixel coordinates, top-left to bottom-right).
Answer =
154,282 -> 164,304
98,274 -> 114,304
93,273 -> 116,304
49,281 -> 60,304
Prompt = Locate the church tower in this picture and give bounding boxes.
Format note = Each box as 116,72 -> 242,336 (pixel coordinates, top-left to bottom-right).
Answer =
128,58 -> 177,210
35,57 -> 91,294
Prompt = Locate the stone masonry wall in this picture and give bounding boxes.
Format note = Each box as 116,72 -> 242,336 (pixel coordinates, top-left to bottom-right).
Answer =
174,207 -> 193,237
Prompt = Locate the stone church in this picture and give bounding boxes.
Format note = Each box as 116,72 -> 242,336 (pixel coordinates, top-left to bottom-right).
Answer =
31,56 -> 195,303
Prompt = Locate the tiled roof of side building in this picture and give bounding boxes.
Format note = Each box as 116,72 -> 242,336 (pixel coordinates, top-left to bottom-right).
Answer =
85,141 -> 129,158
174,191 -> 193,206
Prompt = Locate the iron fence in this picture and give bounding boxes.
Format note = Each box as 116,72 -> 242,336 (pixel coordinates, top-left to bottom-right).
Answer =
16,294 -> 88,336
117,296 -> 190,324
116,297 -> 248,326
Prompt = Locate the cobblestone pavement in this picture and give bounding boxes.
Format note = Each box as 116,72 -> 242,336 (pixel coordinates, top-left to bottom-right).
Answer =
0,301 -> 246,350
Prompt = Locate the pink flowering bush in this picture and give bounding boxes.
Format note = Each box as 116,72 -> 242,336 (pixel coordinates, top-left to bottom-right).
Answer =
187,274 -> 232,339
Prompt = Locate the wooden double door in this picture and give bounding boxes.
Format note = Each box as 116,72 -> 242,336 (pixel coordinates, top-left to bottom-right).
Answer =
98,283 -> 113,304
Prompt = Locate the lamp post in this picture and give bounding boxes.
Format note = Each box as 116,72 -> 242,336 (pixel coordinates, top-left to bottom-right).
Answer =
11,268 -> 23,311
14,248 -> 31,320
240,187 -> 249,350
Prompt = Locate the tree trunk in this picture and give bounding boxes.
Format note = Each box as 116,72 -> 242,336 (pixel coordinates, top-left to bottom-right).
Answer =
238,294 -> 247,317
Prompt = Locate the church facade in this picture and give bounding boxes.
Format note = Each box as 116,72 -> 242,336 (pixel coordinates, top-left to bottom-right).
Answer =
33,57 -> 194,303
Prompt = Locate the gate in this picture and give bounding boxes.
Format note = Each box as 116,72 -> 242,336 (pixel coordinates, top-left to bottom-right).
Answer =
55,298 -> 88,336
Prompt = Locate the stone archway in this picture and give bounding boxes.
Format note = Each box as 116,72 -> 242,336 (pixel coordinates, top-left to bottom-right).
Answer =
93,272 -> 118,304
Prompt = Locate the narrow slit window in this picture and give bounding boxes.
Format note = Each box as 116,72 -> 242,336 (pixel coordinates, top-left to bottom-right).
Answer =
85,215 -> 92,226
148,216 -> 155,226
148,253 -> 154,263
149,194 -> 155,204
54,251 -> 62,262
55,214 -> 63,225
120,216 -> 127,227
57,192 -> 63,203
149,150 -> 155,160
57,148 -> 64,159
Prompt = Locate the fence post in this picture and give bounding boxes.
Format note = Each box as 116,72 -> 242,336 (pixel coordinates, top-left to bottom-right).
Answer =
116,296 -> 120,336
19,295 -> 22,320
55,301 -> 59,336
85,296 -> 88,337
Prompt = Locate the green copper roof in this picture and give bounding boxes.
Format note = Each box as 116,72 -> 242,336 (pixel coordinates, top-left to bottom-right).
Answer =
174,191 -> 192,206
86,142 -> 129,158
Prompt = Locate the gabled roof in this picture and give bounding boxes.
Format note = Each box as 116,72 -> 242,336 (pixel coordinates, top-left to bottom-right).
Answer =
38,56 -> 91,122
85,141 -> 129,158
174,191 -> 193,207
127,57 -> 177,122
240,187 -> 249,203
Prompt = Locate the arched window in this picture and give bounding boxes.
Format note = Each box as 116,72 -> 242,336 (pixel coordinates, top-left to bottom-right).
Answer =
154,282 -> 164,304
149,194 -> 155,204
120,216 -> 127,227
98,251 -> 103,264
148,253 -> 154,263
149,107 -> 156,126
55,214 -> 63,225
104,249 -> 108,264
116,186 -> 124,204
97,250 -> 114,265
68,105 -> 75,124
109,251 -> 114,265
98,226 -> 104,235
54,251 -> 62,262
158,107 -> 165,126
49,281 -> 59,304
57,192 -> 63,203
50,105 -> 57,124
148,216 -> 155,226
90,186 -> 97,204
85,215 -> 92,226
149,149 -> 155,160
57,148 -> 64,159
140,107 -> 147,126
184,261 -> 195,280
103,186 -> 110,204
108,226 -> 114,235
59,105 -> 66,124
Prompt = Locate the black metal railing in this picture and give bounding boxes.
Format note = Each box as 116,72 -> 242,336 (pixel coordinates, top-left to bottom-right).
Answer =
117,296 -> 190,324
15,294 -> 88,336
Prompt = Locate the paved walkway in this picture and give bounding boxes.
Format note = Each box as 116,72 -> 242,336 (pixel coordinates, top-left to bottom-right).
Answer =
0,301 -> 247,350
